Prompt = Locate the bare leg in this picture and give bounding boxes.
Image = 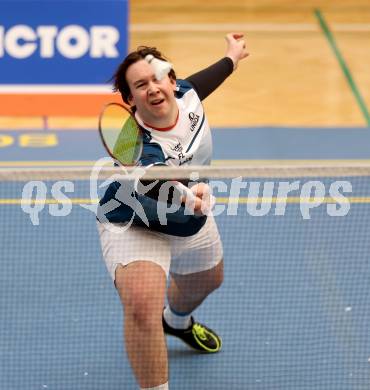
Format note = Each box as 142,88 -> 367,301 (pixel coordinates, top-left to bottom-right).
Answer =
115,261 -> 168,389
167,260 -> 224,314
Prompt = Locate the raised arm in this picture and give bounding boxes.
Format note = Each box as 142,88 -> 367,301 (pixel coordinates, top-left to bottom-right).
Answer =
186,33 -> 249,100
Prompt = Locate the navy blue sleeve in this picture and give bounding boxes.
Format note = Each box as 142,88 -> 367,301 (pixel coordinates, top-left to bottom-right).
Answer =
139,132 -> 167,166
98,179 -> 207,237
98,131 -> 207,236
134,194 -> 207,236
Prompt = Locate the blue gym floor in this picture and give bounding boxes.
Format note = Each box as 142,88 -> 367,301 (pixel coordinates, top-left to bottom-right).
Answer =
2,127 -> 370,164
1,126 -> 370,389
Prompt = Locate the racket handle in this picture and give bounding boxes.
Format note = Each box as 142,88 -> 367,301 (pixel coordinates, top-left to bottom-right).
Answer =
172,181 -> 196,200
171,181 -> 215,215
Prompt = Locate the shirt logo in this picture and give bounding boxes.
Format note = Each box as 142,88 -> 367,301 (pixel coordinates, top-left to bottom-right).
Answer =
171,142 -> 183,153
189,112 -> 200,131
170,142 -> 193,165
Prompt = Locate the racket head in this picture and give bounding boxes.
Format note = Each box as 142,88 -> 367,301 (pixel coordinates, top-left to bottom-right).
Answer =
98,102 -> 143,166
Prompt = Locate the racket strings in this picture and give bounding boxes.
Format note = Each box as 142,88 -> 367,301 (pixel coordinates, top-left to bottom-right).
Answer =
113,116 -> 142,164
100,103 -> 143,166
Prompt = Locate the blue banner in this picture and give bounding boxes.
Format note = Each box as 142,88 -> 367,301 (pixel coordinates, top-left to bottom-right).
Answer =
0,0 -> 128,84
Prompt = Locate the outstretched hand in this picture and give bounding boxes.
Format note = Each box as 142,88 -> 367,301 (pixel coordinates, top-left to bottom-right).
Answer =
225,33 -> 249,70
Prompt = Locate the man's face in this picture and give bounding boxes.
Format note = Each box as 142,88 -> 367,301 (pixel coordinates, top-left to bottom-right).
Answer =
126,59 -> 177,126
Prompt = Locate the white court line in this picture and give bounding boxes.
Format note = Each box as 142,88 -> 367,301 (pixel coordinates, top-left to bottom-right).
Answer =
131,23 -> 370,33
132,23 -> 318,32
334,23 -> 370,32
1,159 -> 370,168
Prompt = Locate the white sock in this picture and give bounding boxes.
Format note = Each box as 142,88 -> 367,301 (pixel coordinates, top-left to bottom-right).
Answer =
163,306 -> 192,330
141,381 -> 169,390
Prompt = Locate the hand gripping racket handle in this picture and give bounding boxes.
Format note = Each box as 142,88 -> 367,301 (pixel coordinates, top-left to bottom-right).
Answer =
171,181 -> 215,215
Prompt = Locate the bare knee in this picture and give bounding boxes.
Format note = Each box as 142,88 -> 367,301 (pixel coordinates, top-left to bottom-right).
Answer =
115,262 -> 167,331
123,295 -> 163,331
200,264 -> 223,296
210,260 -> 224,290
172,259 -> 224,299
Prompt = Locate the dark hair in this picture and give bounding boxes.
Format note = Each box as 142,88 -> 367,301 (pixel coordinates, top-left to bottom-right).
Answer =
112,46 -> 176,104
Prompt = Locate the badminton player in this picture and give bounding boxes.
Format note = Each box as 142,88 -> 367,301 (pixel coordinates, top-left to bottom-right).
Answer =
97,33 -> 249,390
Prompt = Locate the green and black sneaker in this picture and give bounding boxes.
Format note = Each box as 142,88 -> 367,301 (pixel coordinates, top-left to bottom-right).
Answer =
163,316 -> 222,353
